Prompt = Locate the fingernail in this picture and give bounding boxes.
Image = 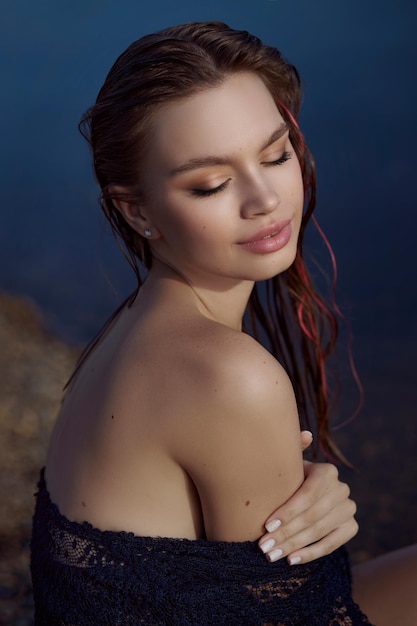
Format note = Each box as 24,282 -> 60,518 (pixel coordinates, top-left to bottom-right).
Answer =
288,556 -> 302,565
267,548 -> 283,562
265,519 -> 281,533
259,538 -> 275,553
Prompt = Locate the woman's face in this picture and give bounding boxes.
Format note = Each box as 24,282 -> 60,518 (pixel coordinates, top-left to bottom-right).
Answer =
139,71 -> 304,289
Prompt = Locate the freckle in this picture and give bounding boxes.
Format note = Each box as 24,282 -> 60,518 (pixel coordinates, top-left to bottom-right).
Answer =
111,414 -> 114,419
81,501 -> 86,507
245,500 -> 250,506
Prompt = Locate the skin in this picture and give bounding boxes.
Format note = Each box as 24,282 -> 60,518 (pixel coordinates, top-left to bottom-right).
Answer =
47,73 -> 307,544
352,545 -> 417,625
261,443 -> 358,565
45,71 -> 417,623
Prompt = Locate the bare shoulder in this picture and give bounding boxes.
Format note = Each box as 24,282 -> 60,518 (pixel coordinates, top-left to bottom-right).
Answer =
168,322 -> 304,542
178,322 -> 297,421
119,311 -> 293,410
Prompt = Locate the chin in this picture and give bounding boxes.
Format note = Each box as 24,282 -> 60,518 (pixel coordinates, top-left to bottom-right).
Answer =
250,247 -> 298,282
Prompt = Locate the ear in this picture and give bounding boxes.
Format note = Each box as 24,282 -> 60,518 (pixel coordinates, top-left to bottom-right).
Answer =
109,185 -> 161,240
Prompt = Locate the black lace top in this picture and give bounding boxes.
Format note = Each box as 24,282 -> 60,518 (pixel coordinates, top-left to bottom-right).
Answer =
31,469 -> 372,625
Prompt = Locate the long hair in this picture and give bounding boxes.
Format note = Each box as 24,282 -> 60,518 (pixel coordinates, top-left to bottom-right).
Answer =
76,21 -> 353,464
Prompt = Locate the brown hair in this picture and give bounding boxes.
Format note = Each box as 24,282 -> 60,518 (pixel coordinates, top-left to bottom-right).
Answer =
77,21 -> 350,464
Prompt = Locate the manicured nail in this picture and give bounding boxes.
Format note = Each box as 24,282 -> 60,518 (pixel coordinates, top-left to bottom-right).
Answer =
260,538 -> 275,554
265,519 -> 281,533
288,556 -> 302,565
267,548 -> 283,562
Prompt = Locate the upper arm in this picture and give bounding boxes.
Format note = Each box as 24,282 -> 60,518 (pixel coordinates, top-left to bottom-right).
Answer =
171,336 -> 304,542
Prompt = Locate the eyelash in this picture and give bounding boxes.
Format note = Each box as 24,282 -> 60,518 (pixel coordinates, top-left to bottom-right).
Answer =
190,180 -> 230,198
263,150 -> 292,167
190,150 -> 292,198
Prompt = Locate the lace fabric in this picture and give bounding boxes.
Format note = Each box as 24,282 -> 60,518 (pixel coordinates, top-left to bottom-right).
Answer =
31,469 -> 372,625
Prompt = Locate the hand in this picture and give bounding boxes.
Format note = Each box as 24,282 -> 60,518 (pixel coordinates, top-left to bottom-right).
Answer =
258,431 -> 358,564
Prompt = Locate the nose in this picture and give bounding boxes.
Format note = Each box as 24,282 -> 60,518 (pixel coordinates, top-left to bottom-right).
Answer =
239,172 -> 280,218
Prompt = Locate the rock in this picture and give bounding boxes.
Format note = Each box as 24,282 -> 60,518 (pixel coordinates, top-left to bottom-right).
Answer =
0,293 -> 80,625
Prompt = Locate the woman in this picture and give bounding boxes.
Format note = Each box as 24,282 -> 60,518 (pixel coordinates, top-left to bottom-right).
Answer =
31,21 -> 416,625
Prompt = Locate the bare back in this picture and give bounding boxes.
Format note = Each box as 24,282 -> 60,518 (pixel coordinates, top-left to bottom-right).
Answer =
46,275 -> 304,542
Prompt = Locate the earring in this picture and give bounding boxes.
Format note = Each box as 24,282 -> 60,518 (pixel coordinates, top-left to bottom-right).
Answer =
144,228 -> 152,237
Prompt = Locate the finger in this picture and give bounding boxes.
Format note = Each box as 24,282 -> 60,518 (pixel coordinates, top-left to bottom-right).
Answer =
264,464 -> 345,531
300,430 -> 313,452
275,502 -> 356,555
261,490 -> 356,546
303,460 -> 340,485
259,509 -> 358,564
259,495 -> 357,559
285,519 -> 359,565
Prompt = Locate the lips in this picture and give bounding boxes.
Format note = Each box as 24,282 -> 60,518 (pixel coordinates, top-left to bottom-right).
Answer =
239,220 -> 291,244
260,230 -> 279,240
238,220 -> 293,254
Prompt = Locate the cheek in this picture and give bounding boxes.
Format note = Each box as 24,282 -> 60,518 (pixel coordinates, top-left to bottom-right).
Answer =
290,162 -> 304,206
152,196 -> 213,244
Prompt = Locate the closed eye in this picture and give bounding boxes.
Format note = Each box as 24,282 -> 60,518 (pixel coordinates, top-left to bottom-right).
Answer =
190,179 -> 231,198
263,150 -> 292,166
189,150 -> 291,197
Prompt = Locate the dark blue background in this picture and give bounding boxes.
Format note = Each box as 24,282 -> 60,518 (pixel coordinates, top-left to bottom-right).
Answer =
1,0 -> 416,554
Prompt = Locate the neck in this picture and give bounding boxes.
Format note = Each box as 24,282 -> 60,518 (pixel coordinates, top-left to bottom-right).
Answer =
142,259 -> 254,331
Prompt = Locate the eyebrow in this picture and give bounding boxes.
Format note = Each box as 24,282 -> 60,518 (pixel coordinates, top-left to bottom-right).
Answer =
168,122 -> 289,177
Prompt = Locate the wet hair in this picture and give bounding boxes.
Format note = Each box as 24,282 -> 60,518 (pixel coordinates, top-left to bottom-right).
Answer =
77,21 -> 357,464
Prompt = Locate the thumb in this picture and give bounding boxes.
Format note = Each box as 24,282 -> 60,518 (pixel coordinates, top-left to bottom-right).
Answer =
300,430 -> 313,452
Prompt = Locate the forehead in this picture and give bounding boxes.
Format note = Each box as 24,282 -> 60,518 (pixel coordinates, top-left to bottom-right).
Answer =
146,72 -> 285,168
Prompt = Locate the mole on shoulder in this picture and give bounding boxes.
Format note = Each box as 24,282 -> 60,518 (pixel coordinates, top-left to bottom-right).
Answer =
245,500 -> 250,506
81,501 -> 86,508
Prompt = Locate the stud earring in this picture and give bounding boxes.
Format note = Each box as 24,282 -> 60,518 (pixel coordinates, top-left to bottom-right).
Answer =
144,228 -> 152,237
